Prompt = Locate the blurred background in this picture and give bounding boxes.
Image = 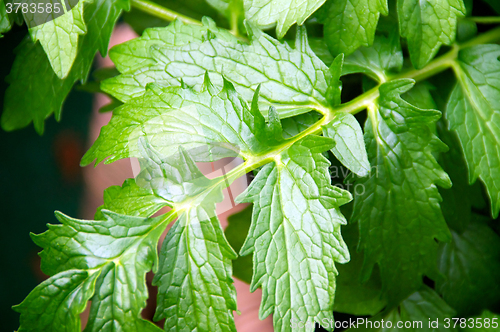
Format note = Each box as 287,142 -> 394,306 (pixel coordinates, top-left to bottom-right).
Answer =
0,23 -> 93,330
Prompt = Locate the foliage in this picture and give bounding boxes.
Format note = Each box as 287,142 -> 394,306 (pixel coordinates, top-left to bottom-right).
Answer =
2,0 -> 500,331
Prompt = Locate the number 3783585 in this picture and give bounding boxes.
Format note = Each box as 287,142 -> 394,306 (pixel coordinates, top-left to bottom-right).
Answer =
444,317 -> 498,329
5,2 -> 62,14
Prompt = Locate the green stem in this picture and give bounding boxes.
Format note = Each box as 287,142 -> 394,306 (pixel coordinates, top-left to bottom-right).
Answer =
461,26 -> 500,48
469,17 -> 500,24
130,0 -> 202,26
333,26 -> 500,116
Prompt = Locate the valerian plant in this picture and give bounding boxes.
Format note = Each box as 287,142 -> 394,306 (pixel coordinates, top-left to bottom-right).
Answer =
3,0 -> 500,331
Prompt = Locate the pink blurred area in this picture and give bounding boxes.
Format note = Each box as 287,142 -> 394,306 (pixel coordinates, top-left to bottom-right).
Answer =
80,23 -> 274,331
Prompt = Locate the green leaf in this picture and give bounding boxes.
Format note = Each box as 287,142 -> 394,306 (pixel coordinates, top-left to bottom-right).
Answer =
322,112 -> 370,177
82,78 -> 283,166
237,135 -> 352,332
225,205 -> 253,284
94,178 -> 171,219
460,311 -> 500,331
437,120 -> 485,232
281,111 -> 320,139
1,0 -> 130,134
352,79 -> 451,304
437,216 -> 500,316
143,143 -> 238,332
154,207 -> 238,331
333,222 -> 387,316
347,286 -> 457,331
307,38 -> 334,66
398,0 -> 466,68
28,1 -> 88,79
402,82 -> 439,110
243,0 -> 326,38
28,210 -> 167,332
102,19 -> 335,119
322,0 -> 388,57
446,45 -> 500,218
13,270 -> 99,332
342,30 -> 402,82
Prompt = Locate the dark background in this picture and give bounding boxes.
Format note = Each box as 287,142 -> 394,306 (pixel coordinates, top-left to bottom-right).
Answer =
0,24 -> 92,330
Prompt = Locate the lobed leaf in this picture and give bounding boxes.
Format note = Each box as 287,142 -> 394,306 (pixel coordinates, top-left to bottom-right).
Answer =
446,45 -> 500,218
141,142 -> 238,332
398,0 -> 466,68
352,79 -> 451,304
24,210 -> 167,332
13,270 -> 99,332
237,135 -> 352,332
153,205 -> 238,332
103,18 -> 336,119
82,78 -> 284,166
243,0 -> 326,38
321,0 -> 388,57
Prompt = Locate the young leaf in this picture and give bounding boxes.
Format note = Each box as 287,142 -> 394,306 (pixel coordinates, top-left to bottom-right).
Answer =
24,211 -> 168,332
140,143 -> 238,332
243,0 -> 326,38
352,79 -> 451,304
322,112 -> 370,177
13,270 -> 99,332
237,135 -> 352,332
322,0 -> 388,57
342,30 -> 403,82
103,19 -> 335,119
347,286 -> 457,331
28,0 -> 88,79
82,78 -> 283,166
1,0 -> 130,134
398,0 -> 466,68
446,45 -> 500,218
437,216 -> 500,316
